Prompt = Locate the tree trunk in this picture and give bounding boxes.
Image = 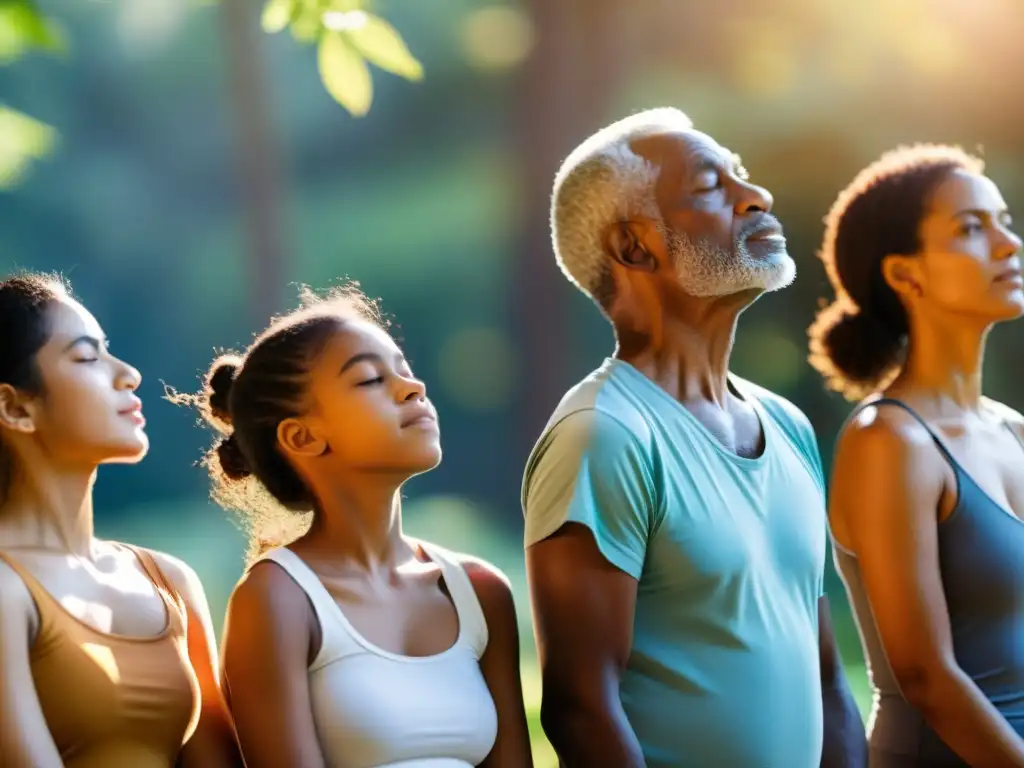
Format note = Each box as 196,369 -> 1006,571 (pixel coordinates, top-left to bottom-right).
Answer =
218,0 -> 287,322
511,0 -> 622,462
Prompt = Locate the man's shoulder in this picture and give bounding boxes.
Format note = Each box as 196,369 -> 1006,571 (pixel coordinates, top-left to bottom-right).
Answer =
538,363 -> 653,453
521,366 -> 661,564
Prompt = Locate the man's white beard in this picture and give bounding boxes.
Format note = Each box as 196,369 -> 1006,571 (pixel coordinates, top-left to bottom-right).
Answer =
665,228 -> 796,298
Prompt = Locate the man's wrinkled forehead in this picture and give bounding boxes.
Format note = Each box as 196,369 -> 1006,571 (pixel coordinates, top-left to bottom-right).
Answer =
629,129 -> 741,183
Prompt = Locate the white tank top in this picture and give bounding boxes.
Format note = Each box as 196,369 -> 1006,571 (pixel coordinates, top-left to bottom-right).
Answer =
253,543 -> 498,768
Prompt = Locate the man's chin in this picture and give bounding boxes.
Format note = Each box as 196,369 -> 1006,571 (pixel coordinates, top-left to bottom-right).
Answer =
706,258 -> 796,298
673,250 -> 796,299
757,254 -> 796,293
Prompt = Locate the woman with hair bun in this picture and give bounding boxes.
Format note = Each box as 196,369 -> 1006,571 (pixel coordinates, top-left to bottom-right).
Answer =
809,145 -> 1024,767
0,272 -> 240,767
176,283 -> 532,768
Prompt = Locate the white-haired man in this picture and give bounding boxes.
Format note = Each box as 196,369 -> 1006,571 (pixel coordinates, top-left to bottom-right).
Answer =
523,108 -> 866,767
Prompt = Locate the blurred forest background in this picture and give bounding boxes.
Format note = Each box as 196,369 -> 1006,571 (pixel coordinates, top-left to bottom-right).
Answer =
4,0 -> 1024,763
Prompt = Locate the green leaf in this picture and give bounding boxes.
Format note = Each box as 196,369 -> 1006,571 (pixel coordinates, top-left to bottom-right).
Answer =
0,104 -> 57,189
317,32 -> 372,116
330,11 -> 423,81
0,0 -> 67,64
289,2 -> 323,43
260,0 -> 295,33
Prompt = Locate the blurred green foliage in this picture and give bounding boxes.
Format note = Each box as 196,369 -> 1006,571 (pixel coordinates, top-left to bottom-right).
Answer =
1,0 -> 421,188
0,102 -> 56,187
261,0 -> 422,116
0,0 -> 63,188
0,0 -> 64,63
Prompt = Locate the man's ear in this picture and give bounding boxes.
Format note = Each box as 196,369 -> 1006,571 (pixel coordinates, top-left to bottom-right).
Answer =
605,222 -> 657,273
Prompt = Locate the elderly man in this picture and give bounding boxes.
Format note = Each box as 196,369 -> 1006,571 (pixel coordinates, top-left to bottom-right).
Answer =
522,108 -> 866,767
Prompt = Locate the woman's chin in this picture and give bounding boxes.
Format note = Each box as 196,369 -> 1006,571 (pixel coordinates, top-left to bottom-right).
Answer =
102,436 -> 150,465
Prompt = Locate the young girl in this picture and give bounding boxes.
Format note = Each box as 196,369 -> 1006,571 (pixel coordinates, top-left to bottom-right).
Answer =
0,272 -> 240,767
809,145 -> 1024,767
181,284 -> 532,767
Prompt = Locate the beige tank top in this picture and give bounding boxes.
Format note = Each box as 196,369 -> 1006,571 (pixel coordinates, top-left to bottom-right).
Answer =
0,543 -> 201,767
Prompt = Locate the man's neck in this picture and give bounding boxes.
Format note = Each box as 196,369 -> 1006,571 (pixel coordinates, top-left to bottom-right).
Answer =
614,294 -> 746,406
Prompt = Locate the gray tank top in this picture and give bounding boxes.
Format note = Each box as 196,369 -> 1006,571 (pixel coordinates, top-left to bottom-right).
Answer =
833,398 -> 1024,767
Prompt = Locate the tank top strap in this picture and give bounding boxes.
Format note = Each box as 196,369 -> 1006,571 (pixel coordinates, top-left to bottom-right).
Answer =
252,548 -> 361,669
1004,423 -> 1024,453
0,552 -> 59,642
986,400 -> 1024,456
0,551 -> 46,597
417,541 -> 489,659
850,397 -> 962,470
114,543 -> 187,631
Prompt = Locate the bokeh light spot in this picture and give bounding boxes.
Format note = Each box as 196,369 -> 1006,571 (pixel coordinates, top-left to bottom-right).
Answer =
899,20 -> 961,75
116,0 -> 186,56
459,6 -> 534,72
727,18 -> 800,99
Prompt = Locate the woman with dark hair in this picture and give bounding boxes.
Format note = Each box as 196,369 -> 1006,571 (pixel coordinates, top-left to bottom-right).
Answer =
0,272 -> 240,767
809,145 -> 1024,767
176,283 -> 532,768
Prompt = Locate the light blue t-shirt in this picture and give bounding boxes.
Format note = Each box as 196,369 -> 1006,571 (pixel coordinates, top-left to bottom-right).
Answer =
523,359 -> 826,768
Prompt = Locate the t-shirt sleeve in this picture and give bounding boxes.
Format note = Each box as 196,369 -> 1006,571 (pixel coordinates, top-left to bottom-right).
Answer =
756,391 -> 829,597
797,413 -> 827,502
522,409 -> 658,580
791,409 -> 828,598
763,394 -> 827,502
